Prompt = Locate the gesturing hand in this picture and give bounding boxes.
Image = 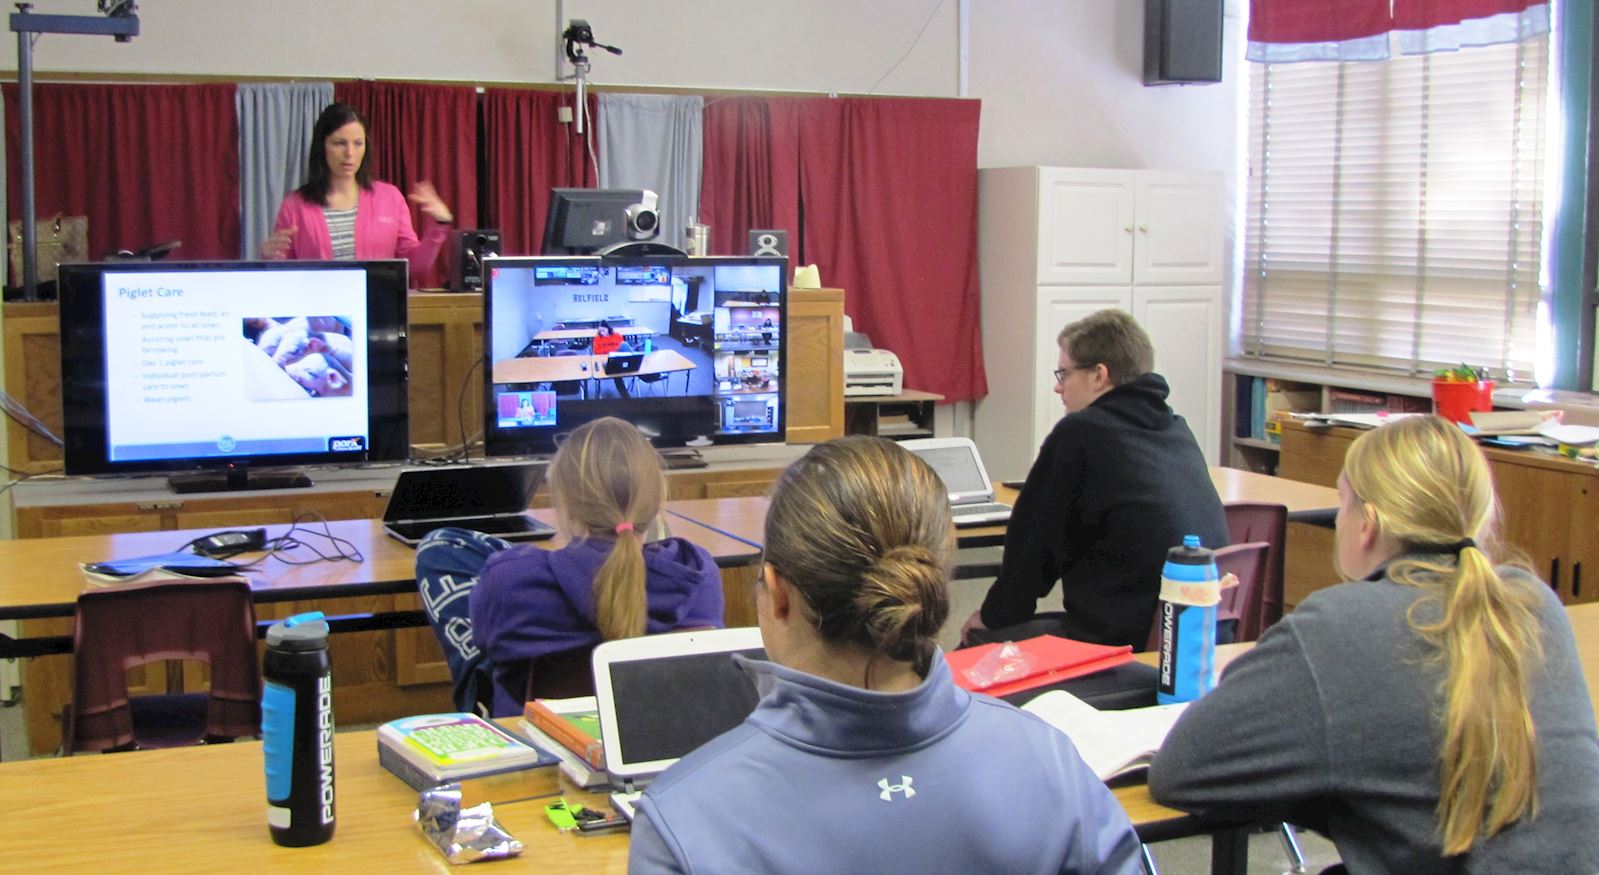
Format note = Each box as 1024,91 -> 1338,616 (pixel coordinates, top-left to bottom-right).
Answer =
260,225 -> 297,260
407,181 -> 453,224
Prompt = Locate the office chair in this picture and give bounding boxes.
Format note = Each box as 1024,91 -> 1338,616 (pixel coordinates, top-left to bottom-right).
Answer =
63,577 -> 261,753
551,349 -> 586,398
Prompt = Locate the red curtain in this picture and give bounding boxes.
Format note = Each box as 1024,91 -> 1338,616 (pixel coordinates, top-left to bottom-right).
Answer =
795,97 -> 987,403
1247,0 -> 1391,45
334,81 -> 477,288
3,82 -> 239,279
481,88 -> 597,257
699,96 -> 802,256
1394,0 -> 1545,28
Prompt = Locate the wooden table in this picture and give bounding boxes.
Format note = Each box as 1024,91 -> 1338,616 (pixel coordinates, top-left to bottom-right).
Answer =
533,327 -> 657,342
0,509 -> 763,658
0,722 -> 1230,873
491,350 -> 697,390
664,467 -> 1342,553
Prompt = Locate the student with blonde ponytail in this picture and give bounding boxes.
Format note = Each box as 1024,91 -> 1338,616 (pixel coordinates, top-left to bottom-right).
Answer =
1149,415 -> 1599,871
415,417 -> 723,716
630,436 -> 1141,874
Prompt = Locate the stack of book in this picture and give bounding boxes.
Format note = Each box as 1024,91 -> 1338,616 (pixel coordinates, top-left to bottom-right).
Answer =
519,696 -> 609,790
377,712 -> 559,801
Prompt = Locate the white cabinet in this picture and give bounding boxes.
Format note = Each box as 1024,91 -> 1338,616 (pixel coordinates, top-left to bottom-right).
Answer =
975,167 -> 1223,480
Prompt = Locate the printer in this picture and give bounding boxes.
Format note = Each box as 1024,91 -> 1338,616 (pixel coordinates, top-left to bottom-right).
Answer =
844,348 -> 904,396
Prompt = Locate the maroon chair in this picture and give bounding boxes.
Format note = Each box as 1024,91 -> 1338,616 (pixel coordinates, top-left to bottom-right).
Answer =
1215,542 -> 1271,642
64,577 -> 261,754
1141,542 -> 1271,652
1223,502 -> 1289,641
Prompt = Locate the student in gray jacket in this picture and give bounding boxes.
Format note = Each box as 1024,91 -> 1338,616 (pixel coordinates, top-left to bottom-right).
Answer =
1148,415 -> 1599,872
629,436 -> 1142,875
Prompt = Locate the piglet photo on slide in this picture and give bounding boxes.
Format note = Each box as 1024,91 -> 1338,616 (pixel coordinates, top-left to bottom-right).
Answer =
242,315 -> 356,399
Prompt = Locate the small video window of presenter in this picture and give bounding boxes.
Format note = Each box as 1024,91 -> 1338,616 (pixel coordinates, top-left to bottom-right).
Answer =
243,315 -> 355,399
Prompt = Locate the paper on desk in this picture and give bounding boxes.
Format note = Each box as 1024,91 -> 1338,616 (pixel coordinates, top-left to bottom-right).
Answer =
1302,412 -> 1422,430
1022,690 -> 1189,781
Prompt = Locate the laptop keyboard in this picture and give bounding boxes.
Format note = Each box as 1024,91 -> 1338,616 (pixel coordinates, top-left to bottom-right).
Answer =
952,501 -> 1011,518
388,515 -> 554,541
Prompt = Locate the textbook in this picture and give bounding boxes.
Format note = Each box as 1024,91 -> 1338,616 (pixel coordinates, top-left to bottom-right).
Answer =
376,713 -> 559,797
517,719 -> 609,790
1021,690 -> 1189,781
945,635 -> 1134,698
523,696 -> 606,770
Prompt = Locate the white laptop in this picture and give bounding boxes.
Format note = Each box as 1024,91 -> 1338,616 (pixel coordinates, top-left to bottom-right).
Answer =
592,627 -> 766,820
900,437 -> 1013,526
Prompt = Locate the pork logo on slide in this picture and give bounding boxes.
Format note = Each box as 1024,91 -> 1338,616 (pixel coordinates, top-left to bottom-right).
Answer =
327,436 -> 366,453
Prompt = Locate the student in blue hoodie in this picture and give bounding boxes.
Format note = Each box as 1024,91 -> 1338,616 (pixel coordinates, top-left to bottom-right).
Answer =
629,436 -> 1141,875
416,417 -> 724,716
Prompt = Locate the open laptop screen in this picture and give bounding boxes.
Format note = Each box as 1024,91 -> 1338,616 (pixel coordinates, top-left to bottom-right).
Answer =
607,648 -> 764,765
909,445 -> 989,498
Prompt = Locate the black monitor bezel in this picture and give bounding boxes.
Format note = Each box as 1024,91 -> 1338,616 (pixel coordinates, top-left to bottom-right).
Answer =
540,187 -> 648,255
57,259 -> 411,477
481,254 -> 789,457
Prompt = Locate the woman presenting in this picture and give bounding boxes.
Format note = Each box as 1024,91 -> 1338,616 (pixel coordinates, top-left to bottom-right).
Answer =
260,103 -> 452,280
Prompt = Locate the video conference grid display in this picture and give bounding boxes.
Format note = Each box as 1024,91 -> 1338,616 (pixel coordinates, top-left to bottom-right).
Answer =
100,269 -> 372,462
488,261 -> 784,439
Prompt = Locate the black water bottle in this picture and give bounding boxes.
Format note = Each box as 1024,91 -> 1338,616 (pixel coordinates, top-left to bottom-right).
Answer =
262,611 -> 336,847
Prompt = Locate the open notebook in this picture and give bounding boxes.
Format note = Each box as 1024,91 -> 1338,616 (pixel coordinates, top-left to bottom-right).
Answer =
1022,689 -> 1189,780
591,628 -> 766,820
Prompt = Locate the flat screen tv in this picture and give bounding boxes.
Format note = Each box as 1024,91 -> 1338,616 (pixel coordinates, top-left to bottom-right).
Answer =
483,255 -> 787,457
58,260 -> 410,492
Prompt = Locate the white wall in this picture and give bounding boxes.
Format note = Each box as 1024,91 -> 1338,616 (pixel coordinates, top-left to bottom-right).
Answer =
1,0 -> 961,95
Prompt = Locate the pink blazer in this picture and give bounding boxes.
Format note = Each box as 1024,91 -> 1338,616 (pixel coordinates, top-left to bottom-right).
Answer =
270,181 -> 448,284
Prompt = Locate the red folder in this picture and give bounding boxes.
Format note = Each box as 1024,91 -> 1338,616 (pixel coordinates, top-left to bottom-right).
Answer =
946,635 -> 1134,698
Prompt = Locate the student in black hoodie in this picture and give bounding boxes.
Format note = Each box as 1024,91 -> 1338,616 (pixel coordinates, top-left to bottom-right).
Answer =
961,309 -> 1227,649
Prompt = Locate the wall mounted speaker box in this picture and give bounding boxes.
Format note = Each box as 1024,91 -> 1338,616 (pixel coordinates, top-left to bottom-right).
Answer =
451,229 -> 501,292
1144,0 -> 1224,86
749,229 -> 788,258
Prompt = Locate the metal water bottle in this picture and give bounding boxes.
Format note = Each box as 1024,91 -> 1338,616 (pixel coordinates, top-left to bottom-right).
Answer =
1156,535 -> 1219,705
262,611 -> 336,847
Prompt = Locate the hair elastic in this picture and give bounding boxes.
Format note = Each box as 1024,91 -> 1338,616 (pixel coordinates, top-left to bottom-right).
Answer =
1449,537 -> 1476,555
614,522 -> 635,534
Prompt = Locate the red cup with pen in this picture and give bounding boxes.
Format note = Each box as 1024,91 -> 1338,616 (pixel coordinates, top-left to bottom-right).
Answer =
1432,364 -> 1494,425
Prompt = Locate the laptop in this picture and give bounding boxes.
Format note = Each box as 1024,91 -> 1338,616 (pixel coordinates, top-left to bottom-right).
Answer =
899,437 -> 1013,526
592,627 -> 766,820
381,462 -> 557,546
603,352 -> 645,375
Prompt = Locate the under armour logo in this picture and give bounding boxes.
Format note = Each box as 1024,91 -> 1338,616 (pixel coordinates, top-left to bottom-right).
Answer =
877,776 -> 915,801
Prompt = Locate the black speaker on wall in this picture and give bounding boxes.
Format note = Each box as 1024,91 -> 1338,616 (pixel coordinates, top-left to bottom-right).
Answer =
1144,0 -> 1224,86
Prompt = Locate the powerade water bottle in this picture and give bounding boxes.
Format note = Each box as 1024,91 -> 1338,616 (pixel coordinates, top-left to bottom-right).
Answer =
1156,535 -> 1219,705
643,336 -> 653,354
263,611 -> 335,847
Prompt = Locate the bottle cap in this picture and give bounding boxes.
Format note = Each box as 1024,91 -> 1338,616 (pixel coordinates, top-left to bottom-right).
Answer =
266,611 -> 330,650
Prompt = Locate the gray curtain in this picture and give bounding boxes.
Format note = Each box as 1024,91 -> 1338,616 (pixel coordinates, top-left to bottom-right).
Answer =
596,93 -> 703,254
236,82 -> 335,259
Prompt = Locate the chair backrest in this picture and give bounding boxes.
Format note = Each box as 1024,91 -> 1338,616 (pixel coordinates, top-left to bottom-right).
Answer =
67,577 -> 260,753
1214,541 -> 1271,642
1224,502 -> 1289,640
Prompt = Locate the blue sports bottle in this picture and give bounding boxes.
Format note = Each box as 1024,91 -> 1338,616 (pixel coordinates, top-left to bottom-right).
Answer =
1155,535 -> 1219,705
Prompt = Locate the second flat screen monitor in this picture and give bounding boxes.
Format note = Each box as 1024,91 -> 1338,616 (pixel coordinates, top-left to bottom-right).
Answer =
482,255 -> 788,456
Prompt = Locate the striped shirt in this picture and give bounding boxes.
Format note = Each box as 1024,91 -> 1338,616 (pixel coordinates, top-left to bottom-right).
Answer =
324,206 -> 357,260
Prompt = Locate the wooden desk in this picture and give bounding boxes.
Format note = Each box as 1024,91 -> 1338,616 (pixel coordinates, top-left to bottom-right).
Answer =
491,351 -> 697,389
533,327 -> 656,342
843,388 -> 944,440
664,467 -> 1340,555
0,723 -> 1231,873
1,506 -> 763,755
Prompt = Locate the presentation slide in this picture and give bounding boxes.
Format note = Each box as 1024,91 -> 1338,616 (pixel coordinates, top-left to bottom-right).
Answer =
101,269 -> 370,462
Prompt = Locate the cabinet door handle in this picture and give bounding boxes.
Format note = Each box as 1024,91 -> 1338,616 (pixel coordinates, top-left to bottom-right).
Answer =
1138,224 -> 1149,233
1549,557 -> 1560,592
1123,225 -> 1133,233
1575,562 -> 1583,599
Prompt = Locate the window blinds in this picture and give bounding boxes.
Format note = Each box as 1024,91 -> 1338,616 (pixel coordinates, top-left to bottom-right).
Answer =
1241,35 -> 1549,380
